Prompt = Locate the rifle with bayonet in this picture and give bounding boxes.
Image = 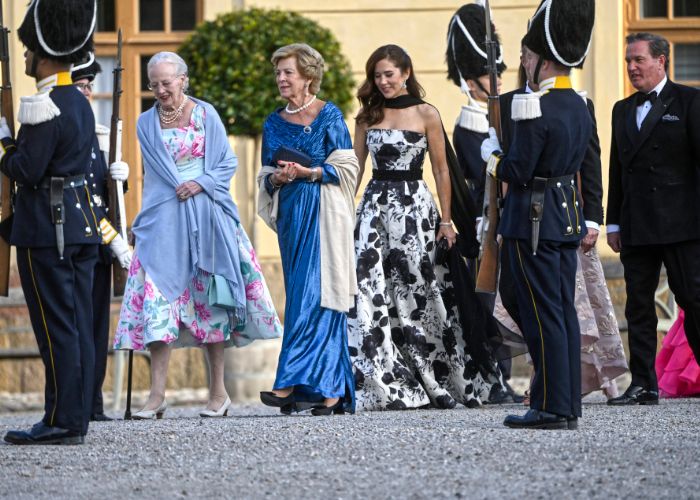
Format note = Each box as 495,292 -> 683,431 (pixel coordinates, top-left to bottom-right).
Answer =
108,29 -> 128,296
475,0 -> 502,294
0,2 -> 14,296
107,30 -> 134,420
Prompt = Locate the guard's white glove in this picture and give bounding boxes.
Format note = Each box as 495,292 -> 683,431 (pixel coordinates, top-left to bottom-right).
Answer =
480,127 -> 501,162
475,217 -> 484,244
0,117 -> 11,140
109,160 -> 129,182
109,234 -> 133,269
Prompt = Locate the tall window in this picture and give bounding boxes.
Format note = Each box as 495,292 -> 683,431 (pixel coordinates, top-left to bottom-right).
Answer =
91,56 -> 116,127
639,0 -> 700,17
626,0 -> 700,89
140,0 -> 197,31
93,0 -> 202,220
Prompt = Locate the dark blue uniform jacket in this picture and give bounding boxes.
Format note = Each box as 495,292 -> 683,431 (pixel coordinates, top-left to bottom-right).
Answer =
1,84 -> 101,248
496,88 -> 591,243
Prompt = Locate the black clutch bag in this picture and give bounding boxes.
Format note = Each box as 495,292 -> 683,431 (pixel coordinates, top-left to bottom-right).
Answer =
435,237 -> 450,266
272,145 -> 312,168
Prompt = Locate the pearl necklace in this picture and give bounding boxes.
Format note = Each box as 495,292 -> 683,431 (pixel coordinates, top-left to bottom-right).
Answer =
158,97 -> 188,124
285,95 -> 316,115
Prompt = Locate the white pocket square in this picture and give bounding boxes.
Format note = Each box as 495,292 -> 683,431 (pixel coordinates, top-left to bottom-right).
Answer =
662,114 -> 680,122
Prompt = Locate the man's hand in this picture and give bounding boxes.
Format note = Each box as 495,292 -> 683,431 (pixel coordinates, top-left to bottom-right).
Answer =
580,227 -> 599,253
109,160 -> 129,181
607,231 -> 622,253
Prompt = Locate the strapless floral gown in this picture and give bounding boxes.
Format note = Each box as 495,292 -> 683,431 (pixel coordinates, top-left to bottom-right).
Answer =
348,128 -> 504,411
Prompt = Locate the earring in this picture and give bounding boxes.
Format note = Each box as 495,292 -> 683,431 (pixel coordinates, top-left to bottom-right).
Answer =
401,80 -> 407,89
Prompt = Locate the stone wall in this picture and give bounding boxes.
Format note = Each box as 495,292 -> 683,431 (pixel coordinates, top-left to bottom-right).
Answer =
0,259 -> 286,406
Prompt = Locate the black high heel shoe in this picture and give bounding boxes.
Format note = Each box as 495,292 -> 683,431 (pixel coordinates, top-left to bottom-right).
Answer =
311,400 -> 344,416
260,391 -> 294,408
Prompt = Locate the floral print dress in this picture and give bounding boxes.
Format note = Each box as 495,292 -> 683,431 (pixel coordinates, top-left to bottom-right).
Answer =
114,105 -> 281,350
348,129 -> 504,410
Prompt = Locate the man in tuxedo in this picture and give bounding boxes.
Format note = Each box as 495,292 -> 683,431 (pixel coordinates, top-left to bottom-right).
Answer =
607,32 -> 700,405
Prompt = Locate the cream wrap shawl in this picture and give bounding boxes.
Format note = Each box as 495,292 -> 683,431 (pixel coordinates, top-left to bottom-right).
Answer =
257,149 -> 359,312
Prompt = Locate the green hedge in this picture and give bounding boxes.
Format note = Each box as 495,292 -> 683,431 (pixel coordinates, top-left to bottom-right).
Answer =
179,8 -> 355,137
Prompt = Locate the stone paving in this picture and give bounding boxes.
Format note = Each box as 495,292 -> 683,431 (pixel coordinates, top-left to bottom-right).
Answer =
1,392 -> 698,499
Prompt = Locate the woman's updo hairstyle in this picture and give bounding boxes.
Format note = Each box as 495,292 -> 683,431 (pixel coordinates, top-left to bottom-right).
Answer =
271,43 -> 325,95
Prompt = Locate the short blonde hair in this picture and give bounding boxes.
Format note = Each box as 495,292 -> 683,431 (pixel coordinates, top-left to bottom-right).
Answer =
271,43 -> 325,94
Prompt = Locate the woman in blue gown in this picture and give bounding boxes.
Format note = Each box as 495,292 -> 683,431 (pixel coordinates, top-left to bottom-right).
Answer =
257,43 -> 357,415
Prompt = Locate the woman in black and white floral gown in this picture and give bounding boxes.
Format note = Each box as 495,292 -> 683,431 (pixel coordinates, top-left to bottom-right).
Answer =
349,45 -> 504,411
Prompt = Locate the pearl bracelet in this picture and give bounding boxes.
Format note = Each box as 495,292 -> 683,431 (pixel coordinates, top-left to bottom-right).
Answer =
439,221 -> 453,227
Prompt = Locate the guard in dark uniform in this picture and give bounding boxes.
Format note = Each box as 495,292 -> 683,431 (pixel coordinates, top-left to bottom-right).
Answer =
446,2 -> 523,403
1,0 -> 103,445
480,0 -> 595,429
71,57 -> 131,421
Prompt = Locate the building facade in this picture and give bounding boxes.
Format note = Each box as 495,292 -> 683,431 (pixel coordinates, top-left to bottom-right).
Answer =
0,0 -> 697,399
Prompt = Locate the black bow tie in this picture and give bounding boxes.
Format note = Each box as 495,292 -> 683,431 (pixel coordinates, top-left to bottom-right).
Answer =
635,91 -> 658,106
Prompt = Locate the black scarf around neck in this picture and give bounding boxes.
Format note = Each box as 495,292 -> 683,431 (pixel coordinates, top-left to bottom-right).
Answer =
384,94 -> 424,108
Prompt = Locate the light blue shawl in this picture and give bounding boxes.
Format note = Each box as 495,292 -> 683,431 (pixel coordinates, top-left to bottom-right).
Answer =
133,97 -> 245,311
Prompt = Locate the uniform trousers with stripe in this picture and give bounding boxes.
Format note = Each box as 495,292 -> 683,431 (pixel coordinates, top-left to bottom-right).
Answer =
91,250 -> 113,416
17,244 -> 98,435
503,238 -> 582,418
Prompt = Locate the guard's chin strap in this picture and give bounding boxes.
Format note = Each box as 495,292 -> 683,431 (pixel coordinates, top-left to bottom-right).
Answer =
474,78 -> 491,97
29,54 -> 40,78
533,56 -> 544,86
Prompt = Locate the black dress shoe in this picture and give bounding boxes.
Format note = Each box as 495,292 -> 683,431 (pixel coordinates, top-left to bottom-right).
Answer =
311,400 -> 344,416
503,409 -> 568,430
4,422 -> 84,445
260,391 -> 295,408
607,385 -> 659,406
90,413 -> 113,422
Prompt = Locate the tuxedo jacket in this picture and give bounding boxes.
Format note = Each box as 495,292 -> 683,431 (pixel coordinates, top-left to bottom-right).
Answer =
606,80 -> 700,246
500,88 -> 604,225
495,88 -> 590,242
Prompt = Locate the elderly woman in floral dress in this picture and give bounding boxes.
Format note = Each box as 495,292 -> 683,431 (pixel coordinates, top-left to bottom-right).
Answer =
114,52 -> 281,419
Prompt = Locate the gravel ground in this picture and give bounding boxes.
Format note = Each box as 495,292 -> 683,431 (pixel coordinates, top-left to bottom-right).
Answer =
1,394 -> 698,500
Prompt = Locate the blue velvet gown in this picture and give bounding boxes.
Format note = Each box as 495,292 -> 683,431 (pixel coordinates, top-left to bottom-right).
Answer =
261,102 -> 355,412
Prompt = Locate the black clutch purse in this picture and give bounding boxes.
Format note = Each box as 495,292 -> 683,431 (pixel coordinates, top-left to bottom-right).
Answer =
272,145 -> 312,168
435,237 -> 450,266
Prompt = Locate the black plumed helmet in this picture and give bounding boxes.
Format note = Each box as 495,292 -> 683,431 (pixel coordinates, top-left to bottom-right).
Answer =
18,0 -> 97,64
522,0 -> 595,69
447,2 -> 506,90
71,54 -> 101,82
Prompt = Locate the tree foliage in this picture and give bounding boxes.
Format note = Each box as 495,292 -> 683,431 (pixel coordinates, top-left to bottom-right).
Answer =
179,8 -> 355,137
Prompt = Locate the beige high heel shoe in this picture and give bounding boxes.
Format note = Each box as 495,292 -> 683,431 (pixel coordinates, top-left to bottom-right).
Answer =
132,400 -> 168,420
199,396 -> 231,418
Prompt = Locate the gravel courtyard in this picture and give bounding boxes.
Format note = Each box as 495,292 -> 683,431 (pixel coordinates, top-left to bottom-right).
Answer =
1,394 -> 698,499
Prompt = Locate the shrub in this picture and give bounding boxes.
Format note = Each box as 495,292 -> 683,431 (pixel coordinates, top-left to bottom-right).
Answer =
179,7 -> 355,137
